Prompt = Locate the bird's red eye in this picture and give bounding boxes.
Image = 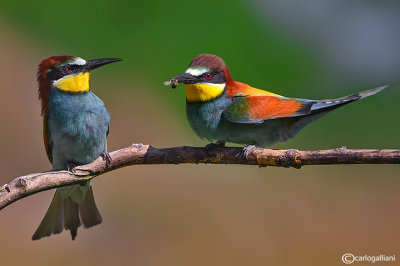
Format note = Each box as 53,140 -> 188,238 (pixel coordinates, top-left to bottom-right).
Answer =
205,73 -> 212,80
65,67 -> 72,73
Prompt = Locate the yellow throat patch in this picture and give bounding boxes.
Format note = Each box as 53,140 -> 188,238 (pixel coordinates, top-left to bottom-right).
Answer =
55,72 -> 90,93
185,83 -> 225,102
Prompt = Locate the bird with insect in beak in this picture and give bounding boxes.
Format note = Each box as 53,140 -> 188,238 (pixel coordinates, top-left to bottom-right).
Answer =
165,54 -> 387,157
33,56 -> 122,240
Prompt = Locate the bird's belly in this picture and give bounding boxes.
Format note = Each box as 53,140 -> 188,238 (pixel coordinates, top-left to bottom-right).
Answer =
186,113 -> 217,142
186,101 -> 227,142
215,117 -> 299,147
52,129 -> 105,166
186,99 -> 297,146
48,110 -> 109,169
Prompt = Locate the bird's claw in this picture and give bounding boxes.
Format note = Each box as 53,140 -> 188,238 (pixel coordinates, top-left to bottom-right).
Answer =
102,152 -> 112,167
236,145 -> 256,160
66,163 -> 77,173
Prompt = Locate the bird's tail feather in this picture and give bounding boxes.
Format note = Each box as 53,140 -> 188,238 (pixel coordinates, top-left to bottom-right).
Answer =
32,186 -> 102,240
283,85 -> 388,142
79,186 -> 103,228
63,196 -> 80,240
310,85 -> 387,114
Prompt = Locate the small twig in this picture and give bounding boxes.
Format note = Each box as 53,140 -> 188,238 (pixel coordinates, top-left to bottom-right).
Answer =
0,144 -> 399,210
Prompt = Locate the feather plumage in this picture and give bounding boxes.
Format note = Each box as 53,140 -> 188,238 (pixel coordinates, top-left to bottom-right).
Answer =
33,56 -> 118,240
175,54 -> 387,147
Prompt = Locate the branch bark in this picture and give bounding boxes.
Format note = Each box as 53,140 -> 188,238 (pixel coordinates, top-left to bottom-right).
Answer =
1,144 -> 399,210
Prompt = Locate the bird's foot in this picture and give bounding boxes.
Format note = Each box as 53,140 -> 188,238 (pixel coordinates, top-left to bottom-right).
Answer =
101,152 -> 112,167
66,163 -> 77,173
236,145 -> 257,160
205,141 -> 226,150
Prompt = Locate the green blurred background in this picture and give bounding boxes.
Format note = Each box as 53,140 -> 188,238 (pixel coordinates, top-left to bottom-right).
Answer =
0,1 -> 399,265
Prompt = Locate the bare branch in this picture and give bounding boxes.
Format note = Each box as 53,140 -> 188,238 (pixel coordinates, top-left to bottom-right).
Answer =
1,144 -> 399,210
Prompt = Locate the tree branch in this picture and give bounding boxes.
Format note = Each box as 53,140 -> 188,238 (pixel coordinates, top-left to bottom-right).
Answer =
1,144 -> 399,210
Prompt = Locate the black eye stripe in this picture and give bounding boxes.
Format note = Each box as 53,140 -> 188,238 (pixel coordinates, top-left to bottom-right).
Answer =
46,64 -> 84,81
66,65 -> 81,71
62,64 -> 82,74
198,71 -> 226,83
46,68 -> 63,81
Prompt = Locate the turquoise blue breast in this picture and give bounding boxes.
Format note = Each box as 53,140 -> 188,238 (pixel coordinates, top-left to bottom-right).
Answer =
47,89 -> 110,169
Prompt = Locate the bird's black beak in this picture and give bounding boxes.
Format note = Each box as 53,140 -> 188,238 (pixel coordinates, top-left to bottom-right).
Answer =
171,73 -> 197,84
85,58 -> 122,71
164,72 -> 197,89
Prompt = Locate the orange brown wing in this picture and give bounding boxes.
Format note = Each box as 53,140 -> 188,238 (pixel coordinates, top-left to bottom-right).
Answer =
43,113 -> 53,163
224,81 -> 315,122
227,81 -> 282,98
224,95 -> 315,123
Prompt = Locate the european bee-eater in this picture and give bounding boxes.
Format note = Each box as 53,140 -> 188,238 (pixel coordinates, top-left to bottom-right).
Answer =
33,56 -> 121,240
165,54 -> 386,152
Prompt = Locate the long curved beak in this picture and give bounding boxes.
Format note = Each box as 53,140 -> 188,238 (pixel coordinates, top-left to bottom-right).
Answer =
85,58 -> 122,71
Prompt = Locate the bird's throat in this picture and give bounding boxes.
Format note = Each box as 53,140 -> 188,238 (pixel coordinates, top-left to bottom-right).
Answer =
186,83 -> 225,102
55,72 -> 90,93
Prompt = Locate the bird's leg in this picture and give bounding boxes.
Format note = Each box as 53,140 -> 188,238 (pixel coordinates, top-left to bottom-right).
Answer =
101,138 -> 112,167
205,140 -> 226,149
236,145 -> 257,160
101,152 -> 112,167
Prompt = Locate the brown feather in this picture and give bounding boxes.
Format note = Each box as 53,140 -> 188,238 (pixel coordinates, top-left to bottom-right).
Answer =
189,54 -> 233,83
42,114 -> 52,163
37,56 -> 74,115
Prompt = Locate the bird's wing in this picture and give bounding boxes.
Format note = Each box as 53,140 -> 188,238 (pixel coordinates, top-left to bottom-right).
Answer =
223,95 -> 315,123
224,81 -> 314,122
226,81 -> 283,98
43,113 -> 53,163
223,85 -> 387,123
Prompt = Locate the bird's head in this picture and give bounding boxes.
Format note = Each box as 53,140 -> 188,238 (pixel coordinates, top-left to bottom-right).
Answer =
37,56 -> 121,114
167,54 -> 233,102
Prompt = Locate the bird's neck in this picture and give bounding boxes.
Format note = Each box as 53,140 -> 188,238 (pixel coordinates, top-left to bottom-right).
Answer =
54,72 -> 90,93
185,83 -> 226,102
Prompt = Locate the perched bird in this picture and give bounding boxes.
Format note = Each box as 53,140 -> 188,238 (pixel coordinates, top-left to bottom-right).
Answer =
165,54 -> 386,153
33,56 -> 121,240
